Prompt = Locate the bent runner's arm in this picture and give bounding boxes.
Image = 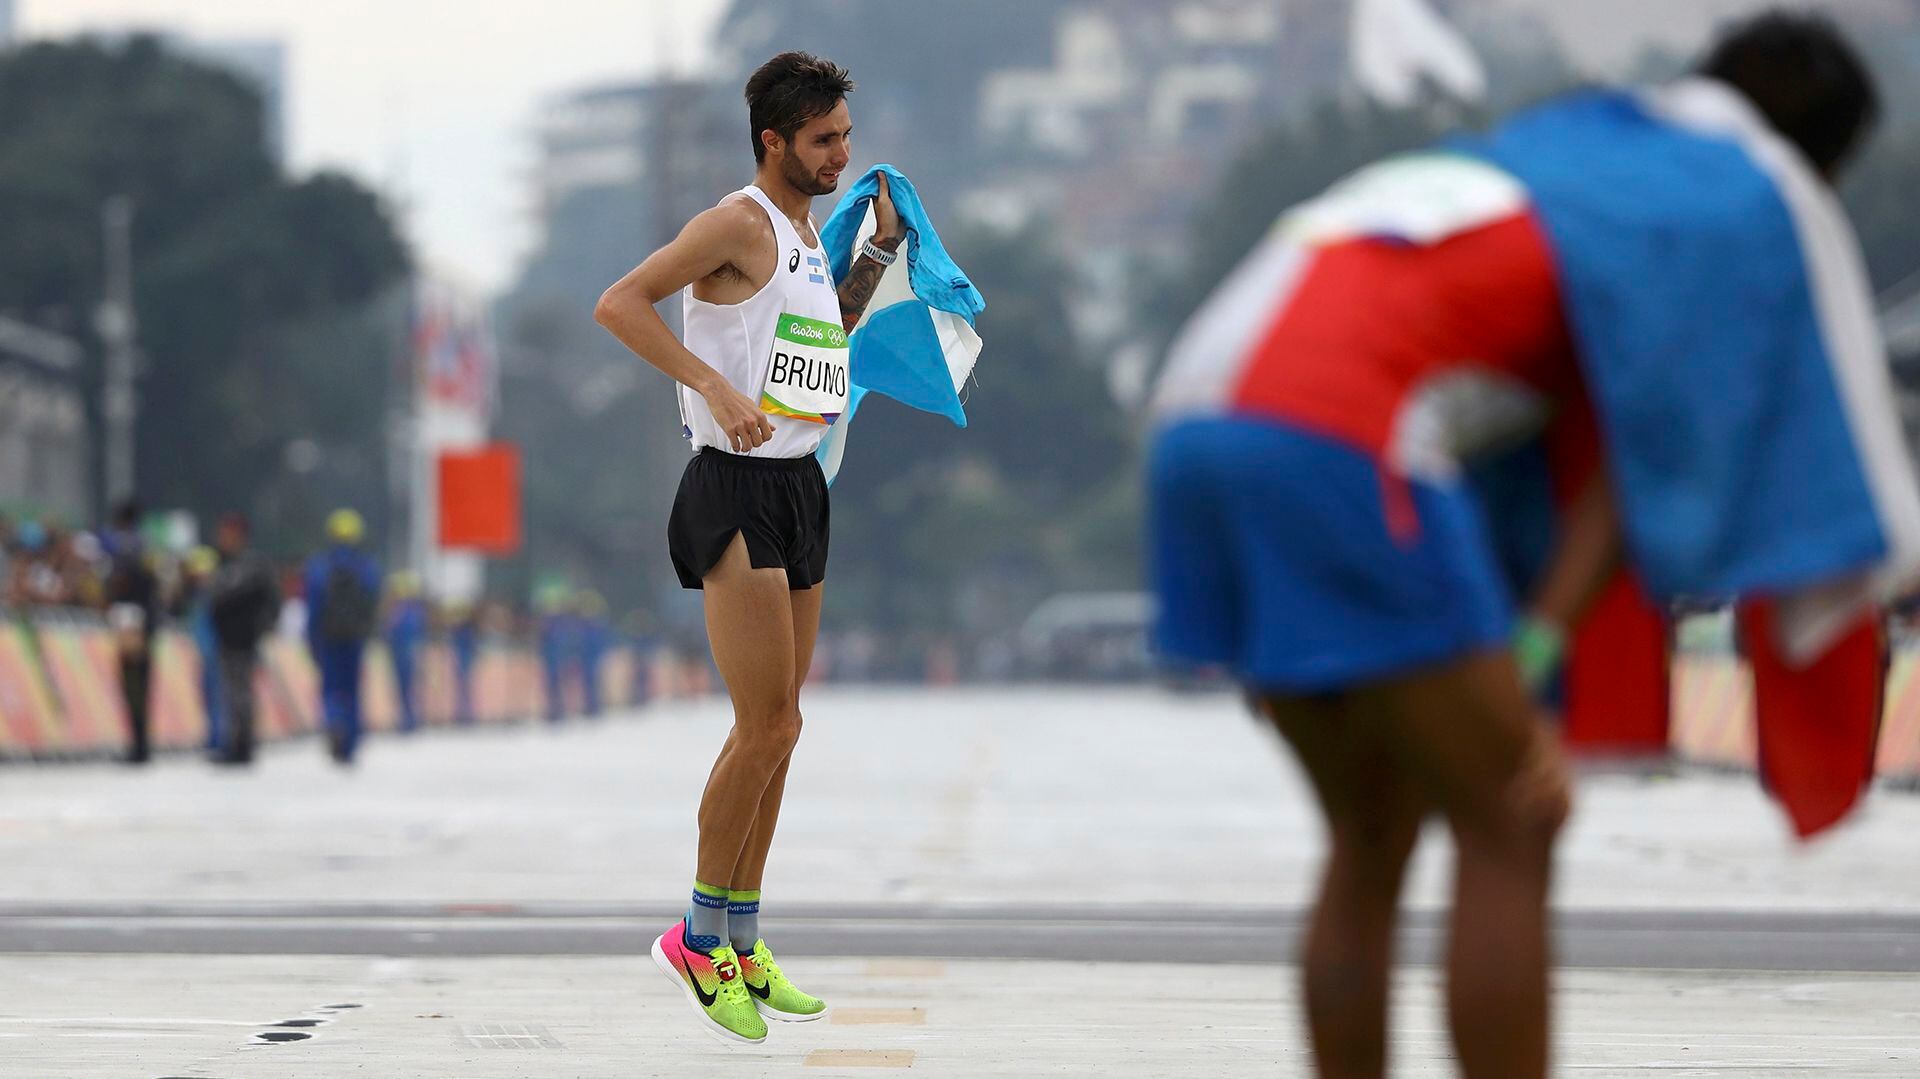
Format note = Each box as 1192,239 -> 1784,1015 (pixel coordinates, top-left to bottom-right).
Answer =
595,205 -> 774,450
1515,469 -> 1623,690
1530,470 -> 1622,630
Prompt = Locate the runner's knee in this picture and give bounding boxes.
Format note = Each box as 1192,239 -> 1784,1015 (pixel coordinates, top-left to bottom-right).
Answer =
1451,770 -> 1567,861
736,703 -> 802,756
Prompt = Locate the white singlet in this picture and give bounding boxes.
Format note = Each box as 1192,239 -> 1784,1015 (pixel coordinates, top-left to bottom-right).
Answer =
679,184 -> 848,459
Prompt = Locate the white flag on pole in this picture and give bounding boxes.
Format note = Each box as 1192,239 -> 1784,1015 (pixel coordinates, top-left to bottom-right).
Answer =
1350,0 -> 1487,107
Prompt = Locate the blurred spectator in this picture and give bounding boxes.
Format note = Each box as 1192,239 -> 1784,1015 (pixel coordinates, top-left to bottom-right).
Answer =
0,513 -> 15,608
8,520 -> 67,606
536,584 -> 576,723
448,600 -> 480,726
385,571 -> 427,734
622,609 -> 660,707
304,508 -> 380,765
576,590 -> 610,718
178,545 -> 226,756
68,528 -> 107,607
208,513 -> 280,765
102,499 -> 160,765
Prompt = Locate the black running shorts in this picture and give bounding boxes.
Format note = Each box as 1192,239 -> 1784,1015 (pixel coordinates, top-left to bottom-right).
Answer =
668,448 -> 830,590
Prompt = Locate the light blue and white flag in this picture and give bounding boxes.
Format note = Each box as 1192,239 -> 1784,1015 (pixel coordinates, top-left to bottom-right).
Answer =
815,165 -> 985,485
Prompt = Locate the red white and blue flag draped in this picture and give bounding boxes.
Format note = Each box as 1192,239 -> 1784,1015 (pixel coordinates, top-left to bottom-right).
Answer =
413,283 -> 497,419
1159,78 -> 1920,660
1156,76 -> 1920,833
1458,78 -> 1920,658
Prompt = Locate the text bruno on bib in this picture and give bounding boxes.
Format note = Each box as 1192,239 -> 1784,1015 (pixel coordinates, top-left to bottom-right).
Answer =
759,312 -> 851,425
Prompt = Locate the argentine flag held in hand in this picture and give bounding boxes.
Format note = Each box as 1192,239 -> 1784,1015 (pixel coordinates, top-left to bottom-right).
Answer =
815,165 -> 985,485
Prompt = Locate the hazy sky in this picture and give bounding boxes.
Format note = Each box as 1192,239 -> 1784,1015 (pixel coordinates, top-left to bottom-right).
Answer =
18,0 -> 1811,296
22,0 -> 733,294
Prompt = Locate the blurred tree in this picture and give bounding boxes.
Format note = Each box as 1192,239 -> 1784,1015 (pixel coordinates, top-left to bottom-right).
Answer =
0,37 -> 408,545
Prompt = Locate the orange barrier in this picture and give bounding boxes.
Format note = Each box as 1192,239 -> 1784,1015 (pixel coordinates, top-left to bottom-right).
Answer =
0,615 -> 624,758
421,643 -> 458,726
1671,651 -> 1920,778
5,607 -> 1916,774
33,619 -> 125,751
0,620 -> 63,753
259,638 -> 313,738
1671,655 -> 1754,766
150,632 -> 208,750
487,650 -> 542,722
80,629 -> 134,741
1878,653 -> 1920,774
471,648 -> 511,723
361,642 -> 402,734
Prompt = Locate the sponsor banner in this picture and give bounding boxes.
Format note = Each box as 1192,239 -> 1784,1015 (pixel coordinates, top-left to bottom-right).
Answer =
420,643 -> 457,726
266,637 -> 318,729
362,643 -> 402,734
34,620 -> 122,750
0,620 -> 62,753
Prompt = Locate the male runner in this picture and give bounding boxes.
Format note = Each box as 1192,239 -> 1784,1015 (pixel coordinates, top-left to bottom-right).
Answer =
593,52 -> 903,1045
1150,14 -> 1893,1079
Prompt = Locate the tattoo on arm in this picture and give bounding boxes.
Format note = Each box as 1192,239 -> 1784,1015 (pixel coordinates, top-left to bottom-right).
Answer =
837,254 -> 888,332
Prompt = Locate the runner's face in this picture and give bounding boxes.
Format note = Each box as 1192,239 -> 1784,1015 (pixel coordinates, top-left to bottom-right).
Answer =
778,101 -> 852,196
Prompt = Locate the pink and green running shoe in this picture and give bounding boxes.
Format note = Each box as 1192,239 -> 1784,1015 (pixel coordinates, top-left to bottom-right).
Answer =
651,921 -> 768,1045
739,940 -> 828,1022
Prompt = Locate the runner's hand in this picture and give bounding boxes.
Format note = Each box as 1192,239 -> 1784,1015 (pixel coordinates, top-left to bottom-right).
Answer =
705,383 -> 774,451
872,173 -> 905,250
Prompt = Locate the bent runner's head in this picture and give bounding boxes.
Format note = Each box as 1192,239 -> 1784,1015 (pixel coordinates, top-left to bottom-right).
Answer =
1698,12 -> 1878,179
745,51 -> 854,197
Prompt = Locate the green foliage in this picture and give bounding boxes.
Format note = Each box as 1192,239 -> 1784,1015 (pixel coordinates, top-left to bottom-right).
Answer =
0,36 -> 409,548
0,37 -> 274,323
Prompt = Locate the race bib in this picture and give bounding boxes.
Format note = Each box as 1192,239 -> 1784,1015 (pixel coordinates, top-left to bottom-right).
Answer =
760,312 -> 850,425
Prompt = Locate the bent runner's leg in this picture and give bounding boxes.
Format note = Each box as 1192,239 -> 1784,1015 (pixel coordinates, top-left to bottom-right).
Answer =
1263,694 -> 1426,1079
1352,651 -> 1570,1079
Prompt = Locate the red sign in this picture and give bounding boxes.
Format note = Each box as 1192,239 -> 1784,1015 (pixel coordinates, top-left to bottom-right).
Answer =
438,443 -> 522,554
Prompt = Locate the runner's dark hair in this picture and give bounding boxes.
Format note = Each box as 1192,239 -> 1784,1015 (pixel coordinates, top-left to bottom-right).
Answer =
1699,11 -> 1878,175
745,52 -> 855,163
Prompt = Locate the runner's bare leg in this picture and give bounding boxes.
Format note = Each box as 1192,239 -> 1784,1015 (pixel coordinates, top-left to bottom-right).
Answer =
729,581 -> 823,890
1263,694 -> 1427,1079
694,533 -> 801,887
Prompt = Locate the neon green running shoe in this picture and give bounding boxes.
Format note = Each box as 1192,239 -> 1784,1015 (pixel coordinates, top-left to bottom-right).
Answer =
651,921 -> 768,1045
739,939 -> 828,1022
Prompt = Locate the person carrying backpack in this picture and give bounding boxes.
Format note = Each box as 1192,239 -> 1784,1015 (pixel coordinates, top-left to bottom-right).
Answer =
303,508 -> 380,765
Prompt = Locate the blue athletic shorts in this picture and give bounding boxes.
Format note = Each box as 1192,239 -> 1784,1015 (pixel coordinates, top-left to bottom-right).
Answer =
1148,417 -> 1514,692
